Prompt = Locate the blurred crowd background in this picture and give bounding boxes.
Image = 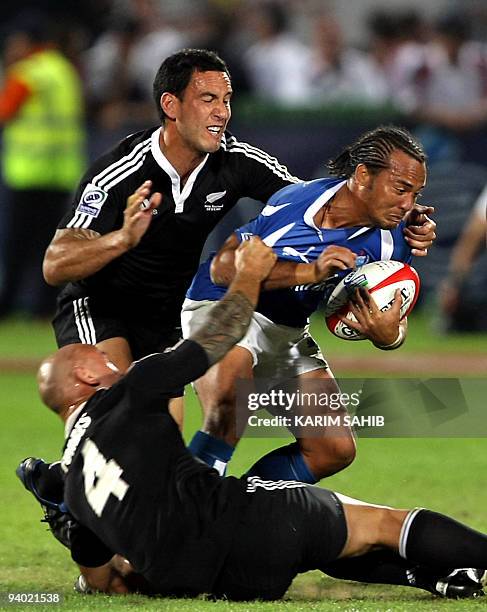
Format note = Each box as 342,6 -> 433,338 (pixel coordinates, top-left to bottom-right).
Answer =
0,0 -> 486,332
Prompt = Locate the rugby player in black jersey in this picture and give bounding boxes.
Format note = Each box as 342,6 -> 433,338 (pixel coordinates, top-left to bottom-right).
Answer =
42,49 -> 436,429
19,238 -> 486,601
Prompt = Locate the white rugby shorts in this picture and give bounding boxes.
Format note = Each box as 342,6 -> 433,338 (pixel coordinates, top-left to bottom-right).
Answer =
181,299 -> 328,385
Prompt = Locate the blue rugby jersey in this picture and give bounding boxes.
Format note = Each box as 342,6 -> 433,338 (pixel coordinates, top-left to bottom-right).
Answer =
186,178 -> 412,327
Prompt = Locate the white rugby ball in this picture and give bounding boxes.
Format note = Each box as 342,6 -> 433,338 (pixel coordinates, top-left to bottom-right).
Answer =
325,260 -> 420,341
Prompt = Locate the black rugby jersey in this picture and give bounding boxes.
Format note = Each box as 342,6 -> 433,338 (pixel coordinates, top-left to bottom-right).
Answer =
62,339 -> 250,595
57,127 -> 299,320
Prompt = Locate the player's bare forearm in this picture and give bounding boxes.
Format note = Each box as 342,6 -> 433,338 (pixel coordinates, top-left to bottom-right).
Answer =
44,181 -> 161,286
43,228 -> 131,286
212,252 -> 314,289
211,234 -> 320,290
212,239 -> 354,290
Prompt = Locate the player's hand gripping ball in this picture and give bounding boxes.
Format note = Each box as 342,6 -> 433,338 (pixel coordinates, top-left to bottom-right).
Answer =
324,260 -> 420,340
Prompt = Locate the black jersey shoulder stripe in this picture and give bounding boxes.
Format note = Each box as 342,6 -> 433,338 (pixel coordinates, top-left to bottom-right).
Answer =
225,134 -> 282,166
225,136 -> 300,183
225,135 -> 297,170
92,137 -> 152,188
101,143 -> 151,191
66,142 -> 151,229
96,141 -> 152,191
221,133 -> 294,176
226,143 -> 301,183
66,211 -> 88,229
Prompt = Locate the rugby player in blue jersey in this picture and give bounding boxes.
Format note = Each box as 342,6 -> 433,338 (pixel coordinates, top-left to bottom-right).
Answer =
182,126 -> 430,481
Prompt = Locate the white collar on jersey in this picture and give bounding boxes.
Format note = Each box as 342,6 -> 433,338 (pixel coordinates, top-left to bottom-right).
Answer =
64,402 -> 86,439
150,127 -> 209,214
303,180 -> 346,237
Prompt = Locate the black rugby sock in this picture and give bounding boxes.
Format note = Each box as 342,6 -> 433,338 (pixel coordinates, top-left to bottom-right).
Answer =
402,509 -> 487,569
324,551 -> 454,593
324,550 -> 414,586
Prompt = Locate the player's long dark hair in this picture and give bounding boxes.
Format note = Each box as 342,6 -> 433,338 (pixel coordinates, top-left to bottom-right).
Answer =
328,126 -> 426,178
153,49 -> 230,123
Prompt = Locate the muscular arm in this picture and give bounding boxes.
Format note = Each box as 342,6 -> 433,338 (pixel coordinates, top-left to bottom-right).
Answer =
211,234 -> 355,290
43,228 -> 130,286
43,181 -> 161,286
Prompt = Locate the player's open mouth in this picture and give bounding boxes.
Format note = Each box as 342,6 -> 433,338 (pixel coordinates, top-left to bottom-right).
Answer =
207,126 -> 223,135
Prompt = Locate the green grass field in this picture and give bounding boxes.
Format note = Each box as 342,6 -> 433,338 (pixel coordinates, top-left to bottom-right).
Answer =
1,312 -> 486,611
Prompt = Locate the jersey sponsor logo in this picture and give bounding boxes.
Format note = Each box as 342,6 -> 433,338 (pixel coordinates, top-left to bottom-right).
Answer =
282,245 -> 315,263
261,202 -> 292,216
205,190 -> 227,211
240,232 -> 254,241
76,183 -> 108,217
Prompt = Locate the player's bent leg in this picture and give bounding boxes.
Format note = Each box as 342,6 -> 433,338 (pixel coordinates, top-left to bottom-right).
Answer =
338,494 -> 487,571
188,346 -> 254,474
96,337 -> 133,371
296,369 -> 356,479
324,549 -> 486,599
195,345 -> 254,444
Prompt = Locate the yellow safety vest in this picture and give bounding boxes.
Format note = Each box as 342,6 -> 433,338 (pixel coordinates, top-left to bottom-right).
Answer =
2,48 -> 86,190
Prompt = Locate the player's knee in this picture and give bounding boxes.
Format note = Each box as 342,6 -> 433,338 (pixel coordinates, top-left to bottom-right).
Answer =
326,437 -> 357,475
334,437 -> 356,470
365,507 -> 404,548
312,436 -> 356,478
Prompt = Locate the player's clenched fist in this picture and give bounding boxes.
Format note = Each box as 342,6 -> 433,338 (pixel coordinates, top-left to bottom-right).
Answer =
314,245 -> 356,281
235,236 -> 277,281
122,180 -> 162,249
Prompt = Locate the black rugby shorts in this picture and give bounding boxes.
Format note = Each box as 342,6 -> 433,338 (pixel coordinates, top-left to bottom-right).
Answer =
212,482 -> 347,601
53,292 -> 183,388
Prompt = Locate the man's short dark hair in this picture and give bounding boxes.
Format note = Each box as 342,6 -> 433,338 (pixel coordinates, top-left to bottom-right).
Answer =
153,48 -> 230,123
328,125 -> 426,179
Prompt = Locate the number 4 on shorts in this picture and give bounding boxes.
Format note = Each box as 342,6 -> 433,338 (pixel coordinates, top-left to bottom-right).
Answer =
81,438 -> 129,516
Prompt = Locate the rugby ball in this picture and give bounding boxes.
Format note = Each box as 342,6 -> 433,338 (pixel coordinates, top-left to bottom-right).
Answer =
325,261 -> 420,341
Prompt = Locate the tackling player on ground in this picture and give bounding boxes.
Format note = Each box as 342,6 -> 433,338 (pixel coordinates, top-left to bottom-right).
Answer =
17,237 -> 486,601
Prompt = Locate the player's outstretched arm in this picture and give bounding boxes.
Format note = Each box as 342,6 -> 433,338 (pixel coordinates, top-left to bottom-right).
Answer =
192,237 -> 276,365
211,235 -> 356,290
43,181 -> 161,286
